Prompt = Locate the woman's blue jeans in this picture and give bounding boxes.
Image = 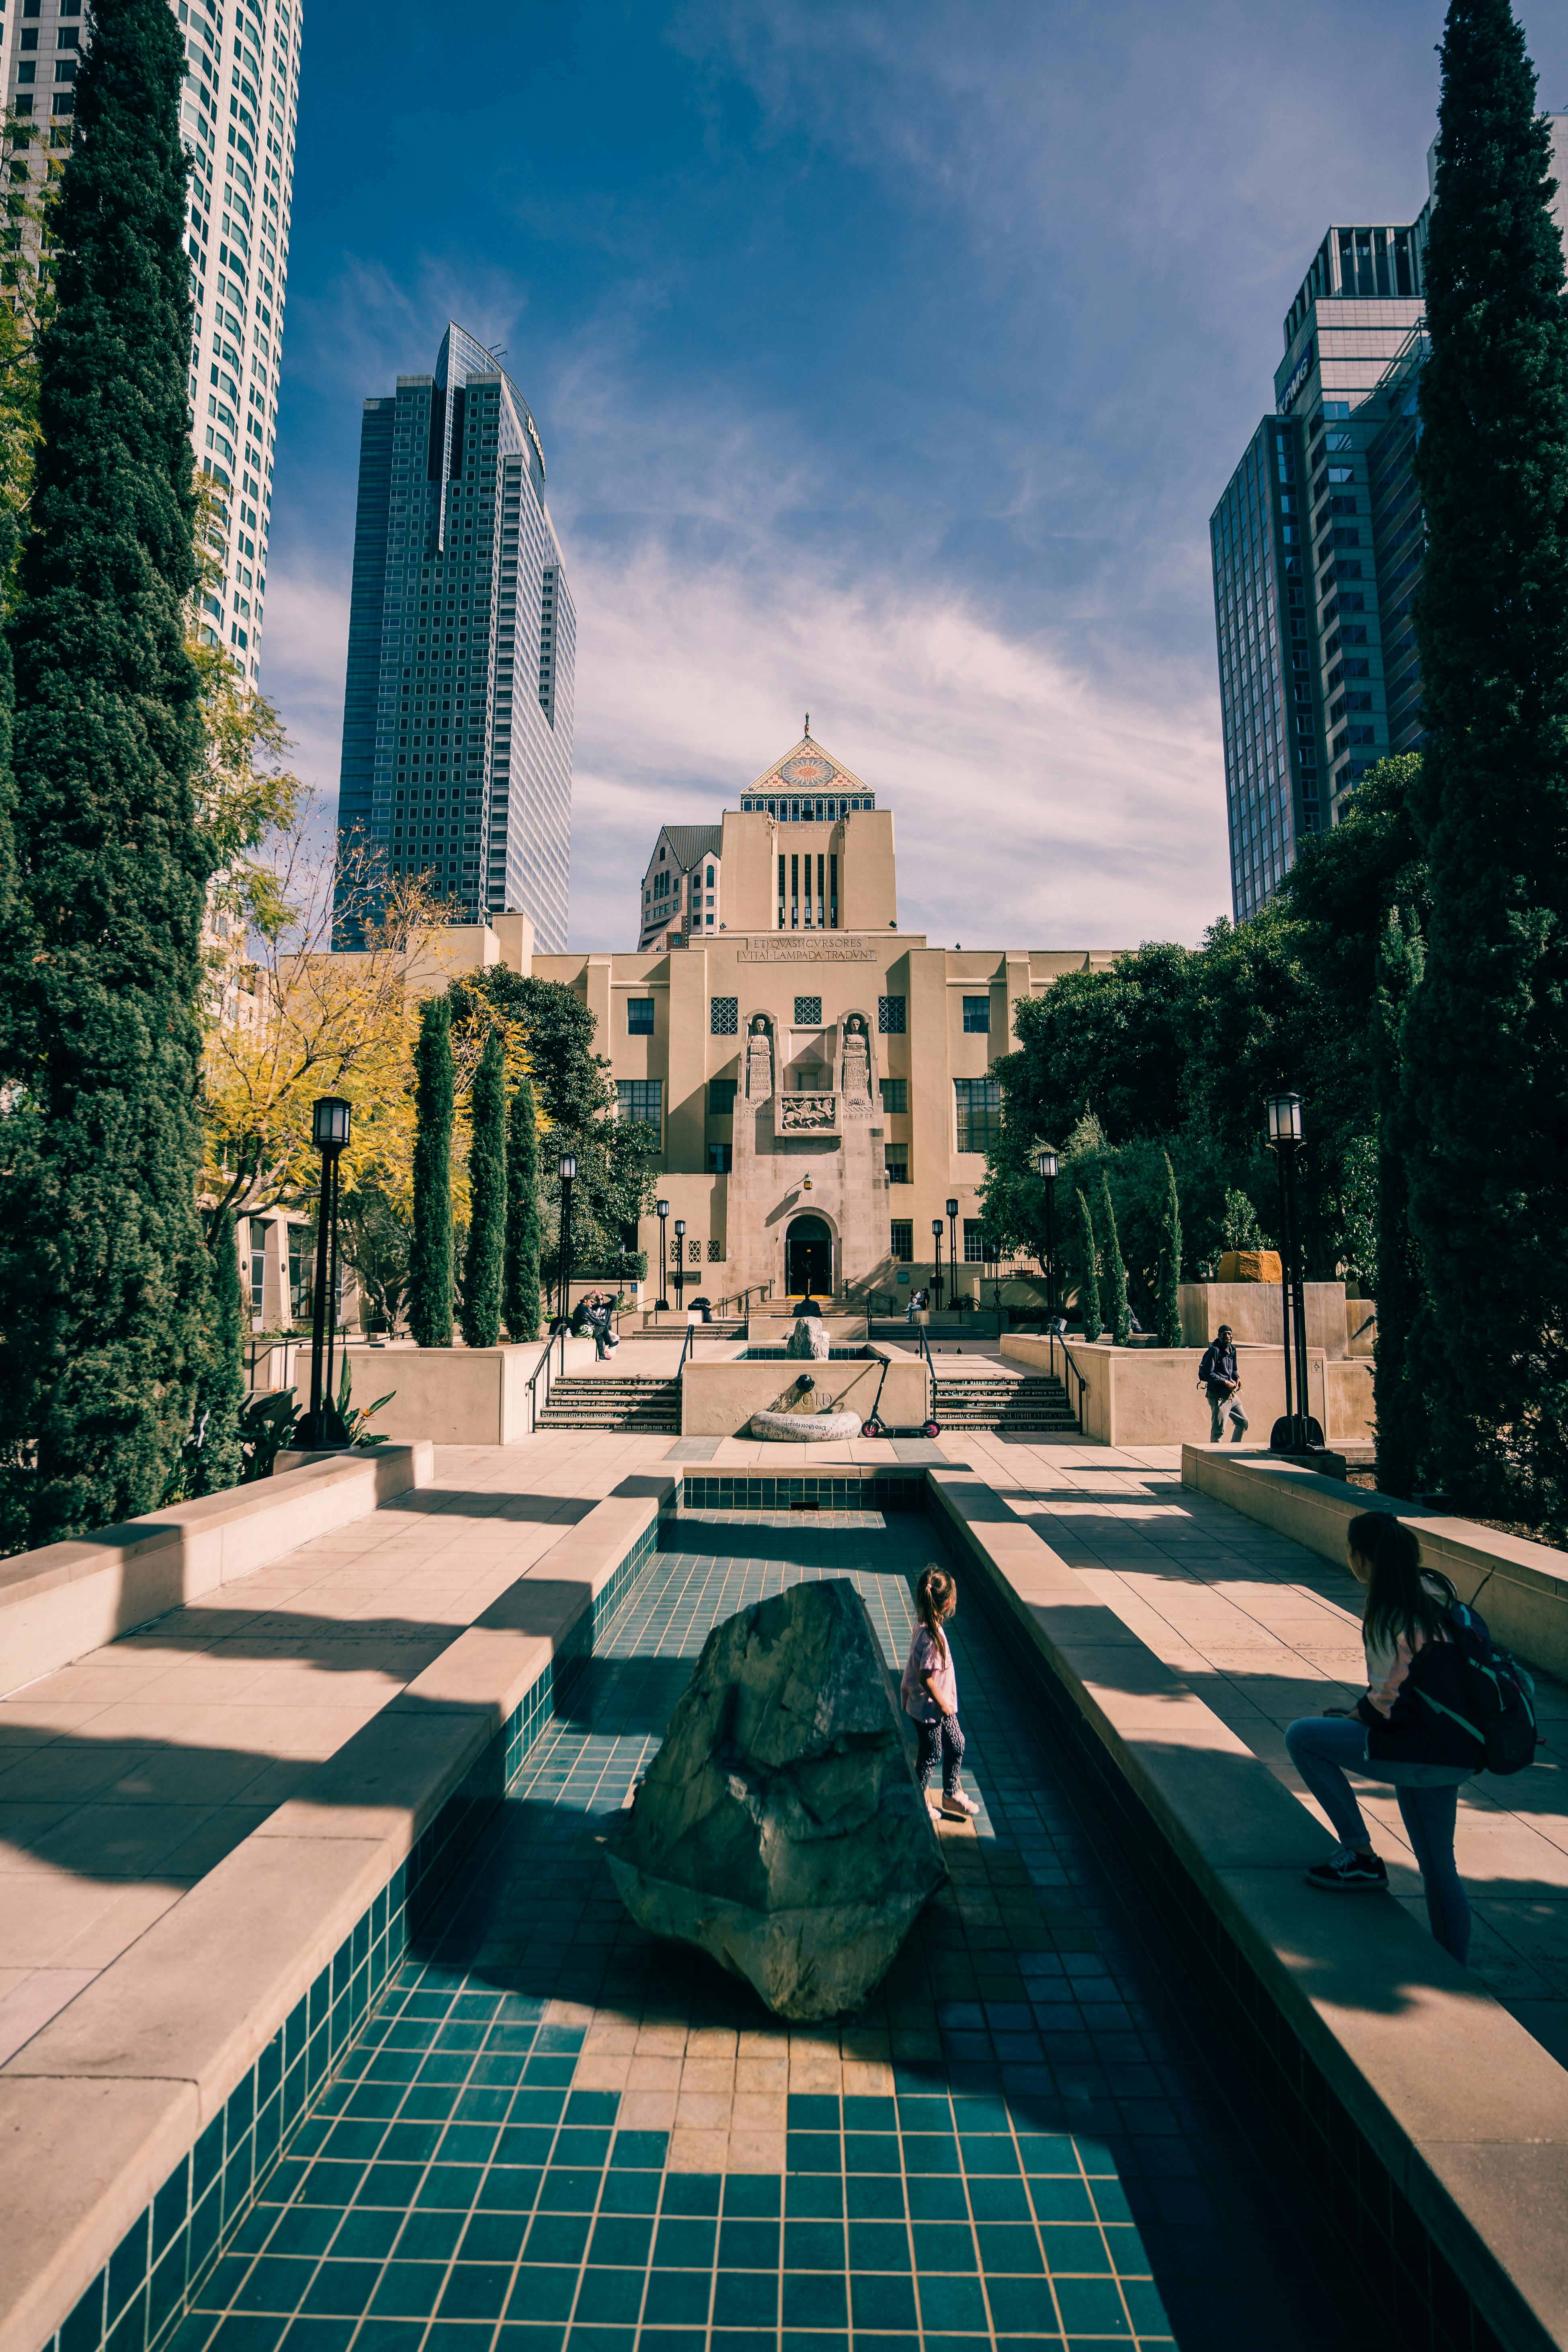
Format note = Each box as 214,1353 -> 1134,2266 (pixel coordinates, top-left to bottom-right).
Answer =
1285,1715 -> 1471,1965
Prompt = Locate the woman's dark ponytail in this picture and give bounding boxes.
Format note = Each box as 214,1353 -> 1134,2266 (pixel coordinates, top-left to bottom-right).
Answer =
1351,1512 -> 1455,1651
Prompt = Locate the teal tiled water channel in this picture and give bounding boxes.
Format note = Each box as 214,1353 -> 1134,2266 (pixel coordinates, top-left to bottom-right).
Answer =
166,1512 -> 1366,2352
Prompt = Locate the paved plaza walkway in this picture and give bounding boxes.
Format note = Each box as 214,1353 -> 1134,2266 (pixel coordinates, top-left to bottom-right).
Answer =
162,1507 -> 1363,2352
4,1423 -> 1568,2348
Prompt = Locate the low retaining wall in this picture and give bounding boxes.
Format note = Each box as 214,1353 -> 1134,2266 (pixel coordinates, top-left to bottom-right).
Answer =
0,1475 -> 675,2352
1000,1336 -> 1372,1448
1183,1446 -> 1568,1684
1178,1278 -> 1351,1356
342,1336 -> 599,1445
927,1463 -> 1568,2352
0,1444 -> 433,1700
680,1345 -> 927,1436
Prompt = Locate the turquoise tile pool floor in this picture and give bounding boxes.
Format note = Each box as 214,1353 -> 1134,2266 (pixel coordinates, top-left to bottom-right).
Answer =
166,1514 -> 1369,2352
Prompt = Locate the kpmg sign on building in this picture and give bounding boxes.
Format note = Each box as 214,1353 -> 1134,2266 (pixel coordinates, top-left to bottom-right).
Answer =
1280,338 -> 1315,412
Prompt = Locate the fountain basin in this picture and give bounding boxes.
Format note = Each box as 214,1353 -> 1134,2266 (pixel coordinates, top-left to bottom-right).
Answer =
749,1409 -> 865,1443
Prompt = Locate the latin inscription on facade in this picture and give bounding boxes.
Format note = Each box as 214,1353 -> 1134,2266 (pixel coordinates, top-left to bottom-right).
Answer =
736,937 -> 877,963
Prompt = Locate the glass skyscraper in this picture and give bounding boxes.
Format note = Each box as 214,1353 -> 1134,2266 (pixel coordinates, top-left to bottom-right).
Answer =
0,0 -> 301,683
334,322 -> 576,949
1211,117 -> 1568,921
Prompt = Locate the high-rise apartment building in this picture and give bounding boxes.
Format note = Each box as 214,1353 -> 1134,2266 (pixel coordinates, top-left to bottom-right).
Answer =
0,0 -> 300,680
334,322 -> 576,948
1211,119 -> 1568,922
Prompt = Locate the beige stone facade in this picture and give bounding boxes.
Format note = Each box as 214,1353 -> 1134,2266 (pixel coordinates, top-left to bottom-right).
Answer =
432,736 -> 1121,1309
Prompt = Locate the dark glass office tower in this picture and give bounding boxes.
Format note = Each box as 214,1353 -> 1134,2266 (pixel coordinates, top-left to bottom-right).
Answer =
334,322 -> 575,948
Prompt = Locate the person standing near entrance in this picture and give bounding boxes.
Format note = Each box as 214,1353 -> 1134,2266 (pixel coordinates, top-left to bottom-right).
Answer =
1197,1325 -> 1248,1441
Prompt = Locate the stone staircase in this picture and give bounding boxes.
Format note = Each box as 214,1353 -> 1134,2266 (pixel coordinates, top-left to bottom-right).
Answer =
931,1369 -> 1078,1435
623,1317 -> 747,1341
535,1374 -> 682,1433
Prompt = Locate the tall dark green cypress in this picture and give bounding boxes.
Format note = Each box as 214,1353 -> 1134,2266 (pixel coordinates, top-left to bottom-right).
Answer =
0,0 -> 212,1545
504,1072 -> 543,1343
1099,1174 -> 1131,1347
1154,1154 -> 1183,1350
191,1210 -> 244,1495
460,1028 -> 506,1349
1374,909 -> 1427,1500
1403,0 -> 1568,1528
409,996 -> 455,1349
1074,1189 -> 1102,1342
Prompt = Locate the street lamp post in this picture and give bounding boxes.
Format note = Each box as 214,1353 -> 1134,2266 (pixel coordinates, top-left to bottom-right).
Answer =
931,1217 -> 945,1311
946,1197 -> 959,1307
655,1199 -> 670,1313
673,1219 -> 687,1317
556,1153 -> 577,1325
1035,1147 -> 1059,1321
303,1097 -> 351,1446
1265,1092 -> 1313,1450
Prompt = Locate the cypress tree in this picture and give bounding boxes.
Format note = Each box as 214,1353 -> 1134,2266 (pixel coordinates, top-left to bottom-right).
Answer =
0,0 -> 213,1544
1402,0 -> 1568,1527
1100,1173 -> 1131,1347
504,1071 -> 543,1343
408,995 -> 455,1348
190,1210 -> 244,1495
1155,1154 -> 1183,1349
1074,1188 -> 1102,1342
460,1028 -> 506,1349
1371,908 -> 1428,1499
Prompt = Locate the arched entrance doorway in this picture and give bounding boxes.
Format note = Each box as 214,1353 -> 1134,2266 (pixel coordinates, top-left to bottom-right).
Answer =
785,1215 -> 833,1298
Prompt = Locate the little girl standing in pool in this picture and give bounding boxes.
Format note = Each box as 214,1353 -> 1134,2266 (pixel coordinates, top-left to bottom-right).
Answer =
901,1565 -> 979,1820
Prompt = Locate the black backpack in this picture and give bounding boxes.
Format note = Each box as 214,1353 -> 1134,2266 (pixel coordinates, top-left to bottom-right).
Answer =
1414,1602 -> 1539,1776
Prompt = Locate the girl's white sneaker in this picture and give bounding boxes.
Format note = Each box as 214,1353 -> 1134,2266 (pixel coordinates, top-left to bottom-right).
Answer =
941,1788 -> 980,1819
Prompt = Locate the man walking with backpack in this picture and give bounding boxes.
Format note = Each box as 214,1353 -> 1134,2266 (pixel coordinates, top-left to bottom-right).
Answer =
1197,1324 -> 1248,1442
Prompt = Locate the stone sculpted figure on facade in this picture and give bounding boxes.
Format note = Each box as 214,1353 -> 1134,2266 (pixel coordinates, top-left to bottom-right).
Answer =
841,1014 -> 873,1114
746,1014 -> 774,1102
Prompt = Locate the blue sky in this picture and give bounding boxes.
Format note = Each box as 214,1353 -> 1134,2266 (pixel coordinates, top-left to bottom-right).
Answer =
261,0 -> 1568,953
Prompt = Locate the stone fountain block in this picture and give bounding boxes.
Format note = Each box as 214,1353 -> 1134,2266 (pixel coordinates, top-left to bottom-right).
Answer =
604,1580 -> 946,2018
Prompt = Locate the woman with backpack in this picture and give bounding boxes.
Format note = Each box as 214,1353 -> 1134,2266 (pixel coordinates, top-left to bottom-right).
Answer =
1285,1513 -> 1480,1963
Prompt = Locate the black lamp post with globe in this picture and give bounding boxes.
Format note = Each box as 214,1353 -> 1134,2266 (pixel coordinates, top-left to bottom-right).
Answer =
946,1197 -> 960,1307
1035,1146 -> 1059,1321
655,1199 -> 670,1313
556,1152 -> 577,1325
1265,1092 -> 1314,1451
931,1217 -> 945,1311
673,1218 -> 687,1317
301,1096 -> 351,1448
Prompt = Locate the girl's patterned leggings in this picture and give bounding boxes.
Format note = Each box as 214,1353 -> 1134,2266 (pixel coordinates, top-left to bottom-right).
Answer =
915,1712 -> 965,1796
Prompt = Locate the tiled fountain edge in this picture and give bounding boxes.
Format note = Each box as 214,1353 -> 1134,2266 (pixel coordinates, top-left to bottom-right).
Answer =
0,1477 -> 677,2352
926,1463 -> 1568,2352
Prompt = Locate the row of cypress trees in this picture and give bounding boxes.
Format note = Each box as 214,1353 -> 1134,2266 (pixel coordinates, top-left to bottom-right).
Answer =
0,0 -> 224,1548
407,996 -> 543,1349
1069,1162 -> 1182,1348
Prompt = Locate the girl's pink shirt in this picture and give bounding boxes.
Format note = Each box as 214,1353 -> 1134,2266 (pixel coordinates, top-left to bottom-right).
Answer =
901,1624 -> 957,1721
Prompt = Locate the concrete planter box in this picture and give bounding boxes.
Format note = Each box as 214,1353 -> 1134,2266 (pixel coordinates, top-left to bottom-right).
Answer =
1000,1337 -> 1373,1449
749,1409 -> 865,1442
342,1336 -> 599,1444
1179,1279 -> 1351,1358
681,1347 -> 927,1437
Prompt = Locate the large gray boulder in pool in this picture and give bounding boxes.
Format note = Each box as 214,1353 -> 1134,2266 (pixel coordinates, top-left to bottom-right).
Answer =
604,1579 -> 946,2020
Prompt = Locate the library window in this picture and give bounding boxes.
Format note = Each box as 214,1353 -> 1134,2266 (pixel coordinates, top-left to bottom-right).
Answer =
627,997 -> 654,1035
710,996 -> 738,1035
884,1147 -> 910,1184
707,1079 -> 737,1115
706,1143 -> 732,1174
878,995 -> 906,1035
963,1219 -> 988,1263
890,1220 -> 914,1263
879,1078 -> 908,1113
615,1080 -> 662,1130
793,995 -> 822,1024
954,1077 -> 1001,1153
961,995 -> 990,1034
